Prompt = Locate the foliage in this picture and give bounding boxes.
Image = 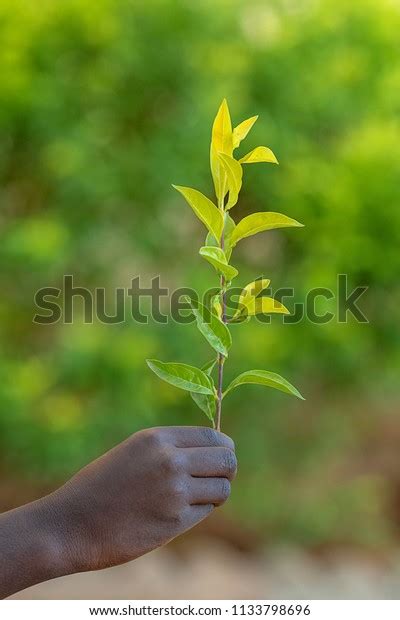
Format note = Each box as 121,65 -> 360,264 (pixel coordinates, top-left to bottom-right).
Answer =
147,101 -> 304,429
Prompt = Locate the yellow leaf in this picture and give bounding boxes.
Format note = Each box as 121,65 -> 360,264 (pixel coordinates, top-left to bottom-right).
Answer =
218,153 -> 243,210
230,212 -> 304,246
236,296 -> 290,319
173,185 -> 224,241
211,99 -> 233,154
240,278 -> 271,302
232,278 -> 271,321
239,146 -> 278,165
233,115 -> 258,149
210,99 -> 233,203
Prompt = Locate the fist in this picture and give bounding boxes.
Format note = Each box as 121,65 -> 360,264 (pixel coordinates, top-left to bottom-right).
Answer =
49,426 -> 237,573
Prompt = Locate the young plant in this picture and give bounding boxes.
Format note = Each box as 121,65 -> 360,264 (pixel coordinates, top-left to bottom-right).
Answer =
147,99 -> 304,430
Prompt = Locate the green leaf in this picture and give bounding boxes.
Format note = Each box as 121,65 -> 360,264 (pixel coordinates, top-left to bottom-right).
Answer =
199,246 -> 238,282
205,212 -> 236,257
232,296 -> 289,321
146,359 -> 214,394
239,146 -> 278,165
230,212 -> 304,246
223,212 -> 237,260
211,295 -> 222,319
173,185 -> 223,242
201,359 -> 217,375
210,99 -> 233,202
233,116 -> 258,149
190,359 -> 218,425
190,391 -> 216,425
218,153 -> 243,210
186,297 -> 232,357
204,213 -> 236,260
224,370 -> 304,400
205,231 -> 218,248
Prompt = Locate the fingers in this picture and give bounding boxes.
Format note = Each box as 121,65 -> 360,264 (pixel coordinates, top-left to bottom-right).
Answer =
188,477 -> 231,506
165,426 -> 235,450
183,447 -> 237,481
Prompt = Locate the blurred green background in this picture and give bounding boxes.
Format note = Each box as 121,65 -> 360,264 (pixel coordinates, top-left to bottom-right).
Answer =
1,0 -> 400,556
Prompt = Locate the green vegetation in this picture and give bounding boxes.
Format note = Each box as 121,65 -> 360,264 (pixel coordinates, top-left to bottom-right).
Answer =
0,0 -> 399,548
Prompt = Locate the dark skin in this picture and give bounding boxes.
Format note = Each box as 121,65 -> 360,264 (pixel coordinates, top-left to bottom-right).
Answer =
0,426 -> 237,599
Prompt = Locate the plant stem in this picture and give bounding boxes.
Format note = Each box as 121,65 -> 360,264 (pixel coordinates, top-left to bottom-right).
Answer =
216,353 -> 224,431
216,216 -> 227,431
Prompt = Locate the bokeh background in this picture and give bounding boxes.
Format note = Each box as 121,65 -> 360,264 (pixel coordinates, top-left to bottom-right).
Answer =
2,0 -> 400,599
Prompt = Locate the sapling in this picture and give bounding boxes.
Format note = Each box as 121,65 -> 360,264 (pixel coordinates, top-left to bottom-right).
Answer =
147,100 -> 304,430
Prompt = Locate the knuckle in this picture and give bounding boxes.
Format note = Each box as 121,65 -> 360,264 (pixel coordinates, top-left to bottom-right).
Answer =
162,449 -> 184,475
220,432 -> 235,451
199,427 -> 235,450
169,478 -> 187,503
141,428 -> 164,451
201,426 -> 220,446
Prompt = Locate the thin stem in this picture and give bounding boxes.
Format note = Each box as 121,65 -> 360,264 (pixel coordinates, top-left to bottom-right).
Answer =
216,354 -> 224,431
216,272 -> 226,431
216,190 -> 227,431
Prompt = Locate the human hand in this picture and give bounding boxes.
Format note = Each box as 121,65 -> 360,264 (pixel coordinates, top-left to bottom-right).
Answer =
48,426 -> 237,573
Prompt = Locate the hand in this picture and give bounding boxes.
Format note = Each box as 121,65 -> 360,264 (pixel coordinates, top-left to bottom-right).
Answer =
48,426 -> 237,574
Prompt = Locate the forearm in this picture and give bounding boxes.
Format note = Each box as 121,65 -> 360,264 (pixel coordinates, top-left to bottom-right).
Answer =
0,495 -> 70,599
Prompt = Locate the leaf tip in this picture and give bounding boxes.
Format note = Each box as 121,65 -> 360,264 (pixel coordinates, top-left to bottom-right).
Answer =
266,149 -> 279,165
274,299 -> 290,315
290,383 -> 305,400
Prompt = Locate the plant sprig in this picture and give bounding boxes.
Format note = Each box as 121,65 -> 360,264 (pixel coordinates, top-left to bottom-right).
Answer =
147,99 -> 305,430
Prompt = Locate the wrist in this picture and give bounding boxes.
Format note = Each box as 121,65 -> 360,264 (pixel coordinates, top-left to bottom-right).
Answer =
29,491 -> 78,580
0,493 -> 73,598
